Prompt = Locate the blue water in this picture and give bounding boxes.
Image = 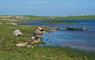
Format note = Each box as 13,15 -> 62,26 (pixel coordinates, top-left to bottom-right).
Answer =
18,19 -> 95,50
43,31 -> 95,50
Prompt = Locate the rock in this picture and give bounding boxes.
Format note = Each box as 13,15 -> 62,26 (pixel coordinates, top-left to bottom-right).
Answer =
11,23 -> 17,26
13,29 -> 23,36
16,42 -> 27,47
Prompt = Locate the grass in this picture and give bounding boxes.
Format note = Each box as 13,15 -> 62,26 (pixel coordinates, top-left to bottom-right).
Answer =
17,15 -> 95,24
23,15 -> 95,21
0,18 -> 95,60
52,15 -> 95,20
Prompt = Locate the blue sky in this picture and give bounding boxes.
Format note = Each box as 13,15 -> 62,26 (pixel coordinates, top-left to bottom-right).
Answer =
0,0 -> 95,16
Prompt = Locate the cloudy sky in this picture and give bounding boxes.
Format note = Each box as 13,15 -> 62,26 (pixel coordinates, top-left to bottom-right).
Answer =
0,0 -> 95,16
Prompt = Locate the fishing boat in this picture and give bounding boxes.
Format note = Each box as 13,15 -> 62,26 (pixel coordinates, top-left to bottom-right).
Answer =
66,26 -> 86,31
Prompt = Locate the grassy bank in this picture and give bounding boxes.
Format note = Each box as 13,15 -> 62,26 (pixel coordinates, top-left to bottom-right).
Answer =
19,15 -> 95,24
0,15 -> 95,21
52,15 -> 95,20
0,23 -> 95,60
0,16 -> 95,60
0,46 -> 95,60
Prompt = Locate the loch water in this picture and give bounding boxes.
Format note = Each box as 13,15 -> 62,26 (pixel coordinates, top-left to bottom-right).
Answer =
18,19 -> 95,50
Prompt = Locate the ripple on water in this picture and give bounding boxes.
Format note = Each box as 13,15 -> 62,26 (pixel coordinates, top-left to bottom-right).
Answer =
43,30 -> 95,50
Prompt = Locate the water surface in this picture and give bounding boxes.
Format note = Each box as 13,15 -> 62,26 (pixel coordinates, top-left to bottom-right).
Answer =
18,19 -> 95,50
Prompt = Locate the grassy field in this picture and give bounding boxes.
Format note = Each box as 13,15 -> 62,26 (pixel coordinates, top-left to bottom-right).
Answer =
20,15 -> 95,24
0,17 -> 95,60
1,15 -> 95,21
51,15 -> 95,20
23,15 -> 95,21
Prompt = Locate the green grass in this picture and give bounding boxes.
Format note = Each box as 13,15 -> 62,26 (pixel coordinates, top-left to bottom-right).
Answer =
24,15 -> 95,21
0,15 -> 95,21
19,15 -> 95,24
52,15 -> 95,20
0,45 -> 95,60
0,18 -> 95,60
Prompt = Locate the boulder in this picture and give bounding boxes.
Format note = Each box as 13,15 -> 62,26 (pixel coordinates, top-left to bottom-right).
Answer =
13,29 -> 23,36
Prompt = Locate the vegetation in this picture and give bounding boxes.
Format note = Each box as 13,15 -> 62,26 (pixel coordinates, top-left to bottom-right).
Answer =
24,15 -> 95,20
0,15 -> 95,21
0,16 -> 95,60
19,15 -> 95,24
0,46 -> 95,60
51,15 -> 95,20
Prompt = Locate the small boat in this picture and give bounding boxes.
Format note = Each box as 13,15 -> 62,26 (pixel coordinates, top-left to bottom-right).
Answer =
50,26 -> 59,32
66,26 -> 86,31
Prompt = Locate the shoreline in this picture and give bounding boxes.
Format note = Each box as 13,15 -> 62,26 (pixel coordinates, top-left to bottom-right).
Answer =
0,17 -> 95,60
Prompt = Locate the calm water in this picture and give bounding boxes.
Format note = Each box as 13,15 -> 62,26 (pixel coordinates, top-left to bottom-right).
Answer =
18,19 -> 95,50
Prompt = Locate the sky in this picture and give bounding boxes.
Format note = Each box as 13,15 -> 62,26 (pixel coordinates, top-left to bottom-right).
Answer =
0,0 -> 95,16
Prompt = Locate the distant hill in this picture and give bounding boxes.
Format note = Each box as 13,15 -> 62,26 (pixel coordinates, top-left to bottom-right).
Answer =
50,15 -> 95,20
0,15 -> 95,20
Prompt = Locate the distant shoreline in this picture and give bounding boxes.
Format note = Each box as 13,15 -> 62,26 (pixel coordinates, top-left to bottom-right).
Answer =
0,15 -> 95,21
